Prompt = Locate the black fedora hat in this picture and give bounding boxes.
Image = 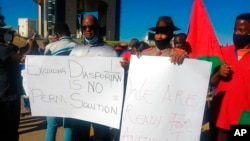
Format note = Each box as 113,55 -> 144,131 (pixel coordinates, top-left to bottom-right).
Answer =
149,16 -> 180,32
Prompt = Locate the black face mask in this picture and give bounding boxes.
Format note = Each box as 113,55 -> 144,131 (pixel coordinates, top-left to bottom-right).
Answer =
155,39 -> 171,50
233,34 -> 250,49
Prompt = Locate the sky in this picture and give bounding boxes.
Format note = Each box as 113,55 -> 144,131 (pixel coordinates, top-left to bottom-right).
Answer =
0,0 -> 250,45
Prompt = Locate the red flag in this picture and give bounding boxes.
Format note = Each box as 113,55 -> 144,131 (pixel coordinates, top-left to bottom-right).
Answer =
187,0 -> 223,60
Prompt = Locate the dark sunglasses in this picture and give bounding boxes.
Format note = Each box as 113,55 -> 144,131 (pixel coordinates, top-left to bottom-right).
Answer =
82,25 -> 95,31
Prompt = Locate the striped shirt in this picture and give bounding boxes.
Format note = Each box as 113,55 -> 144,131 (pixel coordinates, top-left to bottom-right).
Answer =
44,36 -> 77,56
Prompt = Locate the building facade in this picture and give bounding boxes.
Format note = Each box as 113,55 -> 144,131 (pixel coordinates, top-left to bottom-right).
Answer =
33,0 -> 120,40
18,18 -> 36,38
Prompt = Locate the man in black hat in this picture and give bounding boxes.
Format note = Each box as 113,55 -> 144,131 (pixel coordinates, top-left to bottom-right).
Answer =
142,16 -> 187,64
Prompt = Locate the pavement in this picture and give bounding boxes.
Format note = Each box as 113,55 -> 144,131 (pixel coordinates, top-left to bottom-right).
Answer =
18,98 -> 210,141
18,98 -> 94,141
18,99 -> 64,141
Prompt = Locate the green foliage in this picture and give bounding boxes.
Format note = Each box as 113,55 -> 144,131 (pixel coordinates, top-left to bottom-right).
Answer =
73,39 -> 128,47
105,40 -> 128,46
74,38 -> 83,44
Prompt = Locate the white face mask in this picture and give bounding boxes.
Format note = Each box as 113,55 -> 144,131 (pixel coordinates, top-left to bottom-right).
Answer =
4,32 -> 13,43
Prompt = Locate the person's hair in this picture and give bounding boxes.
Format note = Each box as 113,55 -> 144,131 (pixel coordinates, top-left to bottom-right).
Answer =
134,41 -> 150,52
174,33 -> 192,54
129,38 -> 139,47
236,13 -> 250,21
54,22 -> 71,36
175,33 -> 187,42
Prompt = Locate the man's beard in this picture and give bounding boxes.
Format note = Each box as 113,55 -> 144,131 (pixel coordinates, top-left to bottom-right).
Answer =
155,39 -> 171,50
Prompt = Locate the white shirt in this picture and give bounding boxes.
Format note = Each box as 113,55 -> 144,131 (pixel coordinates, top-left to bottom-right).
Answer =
70,42 -> 117,57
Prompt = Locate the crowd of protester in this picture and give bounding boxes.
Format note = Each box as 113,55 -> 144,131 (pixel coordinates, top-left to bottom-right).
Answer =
1,12 -> 250,141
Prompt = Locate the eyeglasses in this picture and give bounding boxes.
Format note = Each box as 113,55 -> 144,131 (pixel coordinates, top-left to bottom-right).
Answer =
82,25 -> 95,31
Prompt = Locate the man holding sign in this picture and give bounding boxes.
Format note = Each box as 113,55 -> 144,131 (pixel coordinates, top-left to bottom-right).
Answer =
119,15 -> 211,141
70,14 -> 118,141
142,16 -> 188,64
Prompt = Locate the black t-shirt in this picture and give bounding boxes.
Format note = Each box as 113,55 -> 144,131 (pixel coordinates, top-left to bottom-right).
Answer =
0,44 -> 22,101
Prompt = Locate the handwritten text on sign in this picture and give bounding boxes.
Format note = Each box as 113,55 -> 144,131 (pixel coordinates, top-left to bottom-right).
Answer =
120,55 -> 212,141
25,56 -> 124,129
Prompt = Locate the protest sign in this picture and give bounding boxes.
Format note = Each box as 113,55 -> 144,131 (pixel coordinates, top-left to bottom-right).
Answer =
12,35 -> 27,48
120,55 -> 212,141
25,55 -> 124,129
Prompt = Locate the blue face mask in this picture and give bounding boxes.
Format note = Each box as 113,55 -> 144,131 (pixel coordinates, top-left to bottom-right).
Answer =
233,34 -> 250,49
84,35 -> 98,45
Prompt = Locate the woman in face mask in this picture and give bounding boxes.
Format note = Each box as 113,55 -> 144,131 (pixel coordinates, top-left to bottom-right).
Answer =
210,13 -> 250,141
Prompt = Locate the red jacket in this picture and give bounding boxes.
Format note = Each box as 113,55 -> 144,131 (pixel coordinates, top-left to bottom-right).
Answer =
215,45 -> 250,130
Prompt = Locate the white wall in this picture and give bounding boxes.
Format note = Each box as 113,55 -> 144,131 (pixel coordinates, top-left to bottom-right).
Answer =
18,18 -> 36,38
